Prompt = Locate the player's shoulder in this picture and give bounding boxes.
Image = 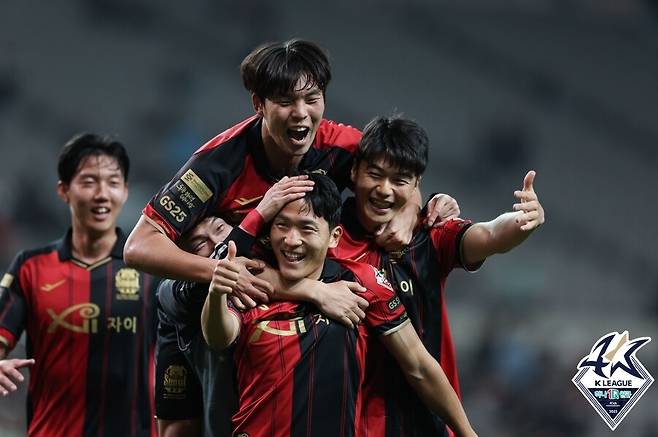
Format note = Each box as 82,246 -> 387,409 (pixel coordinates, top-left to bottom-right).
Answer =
11,242 -> 60,267
193,115 -> 260,155
428,218 -> 473,238
314,119 -> 362,151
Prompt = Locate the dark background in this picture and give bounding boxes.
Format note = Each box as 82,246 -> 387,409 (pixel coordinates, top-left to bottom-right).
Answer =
1,1 -> 656,436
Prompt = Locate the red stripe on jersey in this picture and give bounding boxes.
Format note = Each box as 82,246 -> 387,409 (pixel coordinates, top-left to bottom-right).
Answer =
26,255 -> 90,437
217,153 -> 272,221
194,115 -> 260,154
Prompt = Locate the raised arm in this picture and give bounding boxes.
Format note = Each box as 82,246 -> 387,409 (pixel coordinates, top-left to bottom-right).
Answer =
201,242 -> 242,350
380,324 -> 478,437
461,170 -> 544,266
124,215 -> 216,282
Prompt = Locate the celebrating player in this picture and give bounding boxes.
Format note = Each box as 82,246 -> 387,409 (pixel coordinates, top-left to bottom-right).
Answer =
124,39 -> 428,288
201,174 -> 478,437
331,115 -> 545,436
0,134 -> 159,436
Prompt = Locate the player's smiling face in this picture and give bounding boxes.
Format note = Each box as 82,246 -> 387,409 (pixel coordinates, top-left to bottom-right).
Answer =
351,157 -> 419,233
58,154 -> 128,237
270,198 -> 341,284
255,76 -> 325,162
180,216 -> 233,257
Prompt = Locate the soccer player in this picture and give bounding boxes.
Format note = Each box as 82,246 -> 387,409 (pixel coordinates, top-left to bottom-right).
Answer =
331,115 -> 545,436
156,178 -> 375,437
124,38 -> 429,292
0,134 -> 159,436
201,174 -> 478,437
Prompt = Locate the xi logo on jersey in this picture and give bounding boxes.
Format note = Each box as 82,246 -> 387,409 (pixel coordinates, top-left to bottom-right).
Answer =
572,331 -> 653,430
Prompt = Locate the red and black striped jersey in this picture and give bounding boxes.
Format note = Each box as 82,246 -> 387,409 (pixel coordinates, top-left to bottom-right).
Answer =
330,198 -> 477,437
144,115 -> 361,242
228,259 -> 408,437
0,229 -> 159,437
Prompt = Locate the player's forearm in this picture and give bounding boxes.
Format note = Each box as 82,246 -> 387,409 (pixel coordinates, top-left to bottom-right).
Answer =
200,291 -> 238,351
407,352 -> 477,437
124,216 -> 215,282
462,212 -> 531,265
272,276 -> 319,303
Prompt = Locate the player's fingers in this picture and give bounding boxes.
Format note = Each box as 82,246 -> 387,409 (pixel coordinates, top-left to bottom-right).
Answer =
11,358 -> 35,370
229,295 -> 245,310
340,315 -> 355,329
353,306 -> 367,321
522,170 -> 536,192
6,367 -> 25,383
0,375 -> 17,393
514,190 -> 537,201
251,276 -> 274,295
512,200 -> 538,212
235,289 -> 257,308
346,310 -> 361,325
352,295 -> 369,310
425,197 -> 440,227
344,281 -> 367,294
226,241 -> 237,260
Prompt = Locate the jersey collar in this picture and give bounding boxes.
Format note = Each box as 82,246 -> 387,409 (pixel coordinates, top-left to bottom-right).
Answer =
57,228 -> 126,262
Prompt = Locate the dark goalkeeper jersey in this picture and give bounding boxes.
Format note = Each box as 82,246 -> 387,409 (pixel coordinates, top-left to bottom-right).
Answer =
0,229 -> 159,437
228,259 -> 409,437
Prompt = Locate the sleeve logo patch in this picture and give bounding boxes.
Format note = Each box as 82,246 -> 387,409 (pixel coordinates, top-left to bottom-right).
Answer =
0,273 -> 13,288
372,266 -> 393,291
387,295 -> 401,312
181,169 -> 213,203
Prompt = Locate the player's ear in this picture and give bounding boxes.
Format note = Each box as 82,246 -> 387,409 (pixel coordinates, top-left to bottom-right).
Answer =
328,225 -> 343,249
252,94 -> 264,116
350,161 -> 359,184
415,175 -> 421,188
56,181 -> 69,203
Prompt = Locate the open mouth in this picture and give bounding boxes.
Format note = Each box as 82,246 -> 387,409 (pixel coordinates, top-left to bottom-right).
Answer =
368,198 -> 394,214
287,126 -> 310,143
91,207 -> 110,219
281,250 -> 306,263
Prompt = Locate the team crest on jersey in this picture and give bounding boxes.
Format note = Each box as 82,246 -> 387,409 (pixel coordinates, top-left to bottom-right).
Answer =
115,268 -> 140,300
371,266 -> 393,291
572,331 -> 653,430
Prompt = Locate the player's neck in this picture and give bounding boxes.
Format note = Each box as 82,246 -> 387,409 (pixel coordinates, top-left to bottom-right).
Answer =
261,137 -> 303,178
70,225 -> 117,265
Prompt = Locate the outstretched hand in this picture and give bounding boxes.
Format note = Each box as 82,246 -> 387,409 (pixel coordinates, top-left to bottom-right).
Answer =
209,241 -> 274,310
0,358 -> 34,396
512,170 -> 545,231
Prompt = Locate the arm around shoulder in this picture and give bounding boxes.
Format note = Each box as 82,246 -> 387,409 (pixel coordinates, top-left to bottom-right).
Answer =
124,215 -> 216,282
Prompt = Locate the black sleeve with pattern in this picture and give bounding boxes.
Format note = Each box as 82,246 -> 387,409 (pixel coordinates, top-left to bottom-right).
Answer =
0,252 -> 29,350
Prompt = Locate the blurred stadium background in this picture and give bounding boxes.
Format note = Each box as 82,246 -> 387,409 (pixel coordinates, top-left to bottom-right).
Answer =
1,1 -> 656,436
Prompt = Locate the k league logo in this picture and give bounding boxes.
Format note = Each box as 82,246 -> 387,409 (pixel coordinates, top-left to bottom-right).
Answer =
572,331 -> 653,430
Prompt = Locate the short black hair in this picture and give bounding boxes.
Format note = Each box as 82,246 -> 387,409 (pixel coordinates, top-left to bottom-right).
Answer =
57,133 -> 130,184
355,115 -> 429,177
298,173 -> 341,229
240,39 -> 331,100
